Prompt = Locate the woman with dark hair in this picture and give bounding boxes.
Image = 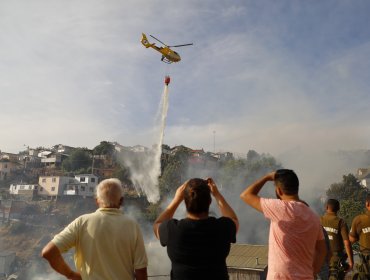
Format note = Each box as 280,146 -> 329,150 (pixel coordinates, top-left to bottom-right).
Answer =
153,178 -> 238,280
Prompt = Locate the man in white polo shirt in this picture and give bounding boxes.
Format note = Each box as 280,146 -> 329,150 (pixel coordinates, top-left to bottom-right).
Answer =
42,178 -> 148,280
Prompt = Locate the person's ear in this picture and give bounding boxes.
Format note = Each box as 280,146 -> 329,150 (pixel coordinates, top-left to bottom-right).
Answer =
276,186 -> 284,197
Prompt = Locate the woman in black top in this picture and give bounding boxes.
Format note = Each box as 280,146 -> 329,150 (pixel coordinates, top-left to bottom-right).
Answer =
153,178 -> 239,280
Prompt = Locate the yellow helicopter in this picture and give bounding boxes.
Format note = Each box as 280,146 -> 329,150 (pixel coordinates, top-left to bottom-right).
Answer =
141,33 -> 193,64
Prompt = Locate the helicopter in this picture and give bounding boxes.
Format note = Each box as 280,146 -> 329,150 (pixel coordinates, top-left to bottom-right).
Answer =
141,33 -> 193,64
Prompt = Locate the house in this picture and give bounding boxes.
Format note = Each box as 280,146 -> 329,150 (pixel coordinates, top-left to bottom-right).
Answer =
9,184 -> 38,200
357,168 -> 370,188
64,174 -> 98,197
92,167 -> 115,178
0,160 -> 20,180
0,251 -> 16,276
0,152 -> 19,162
40,152 -> 65,168
38,176 -> 72,198
52,144 -> 76,155
131,145 -> 149,153
227,244 -> 268,280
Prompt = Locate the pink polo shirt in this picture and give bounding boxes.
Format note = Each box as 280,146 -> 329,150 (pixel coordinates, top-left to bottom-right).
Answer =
261,198 -> 324,280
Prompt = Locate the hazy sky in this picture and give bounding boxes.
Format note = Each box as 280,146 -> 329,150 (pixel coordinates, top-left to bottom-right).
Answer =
1,0 -> 370,161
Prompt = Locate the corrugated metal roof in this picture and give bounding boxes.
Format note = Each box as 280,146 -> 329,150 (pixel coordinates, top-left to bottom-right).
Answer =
226,243 -> 268,271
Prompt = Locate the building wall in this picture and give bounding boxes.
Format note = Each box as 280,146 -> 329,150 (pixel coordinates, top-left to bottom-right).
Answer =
360,178 -> 370,188
38,176 -> 72,197
228,268 -> 267,280
0,252 -> 16,275
9,184 -> 38,195
0,161 -> 18,180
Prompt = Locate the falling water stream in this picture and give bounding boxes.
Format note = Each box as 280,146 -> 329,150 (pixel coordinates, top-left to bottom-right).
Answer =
122,82 -> 170,204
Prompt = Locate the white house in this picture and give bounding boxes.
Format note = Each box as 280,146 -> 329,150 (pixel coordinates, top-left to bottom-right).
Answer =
64,174 -> 98,197
9,184 -> 38,195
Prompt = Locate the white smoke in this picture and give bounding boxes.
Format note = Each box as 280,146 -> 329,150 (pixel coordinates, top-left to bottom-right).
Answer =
120,84 -> 170,204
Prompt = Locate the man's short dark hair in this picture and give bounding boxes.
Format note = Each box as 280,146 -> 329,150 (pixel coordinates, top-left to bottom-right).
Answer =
184,178 -> 211,214
326,198 -> 340,212
274,169 -> 299,195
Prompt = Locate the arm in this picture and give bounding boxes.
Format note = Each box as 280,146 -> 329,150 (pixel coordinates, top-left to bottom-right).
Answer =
349,235 -> 358,243
313,239 -> 327,275
349,217 -> 359,244
344,240 -> 354,270
240,172 -> 275,212
153,181 -> 187,239
207,178 -> 239,232
135,267 -> 148,280
41,242 -> 81,280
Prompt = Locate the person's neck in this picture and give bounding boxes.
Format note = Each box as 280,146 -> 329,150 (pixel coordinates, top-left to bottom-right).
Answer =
187,212 -> 209,220
280,194 -> 300,202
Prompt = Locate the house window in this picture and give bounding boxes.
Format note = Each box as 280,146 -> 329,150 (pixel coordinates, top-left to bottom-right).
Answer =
20,186 -> 25,190
4,164 -> 7,168
52,177 -> 56,182
90,187 -> 94,192
51,187 -> 55,191
80,177 -> 86,182
91,178 -> 96,183
42,178 -> 46,183
81,186 -> 85,191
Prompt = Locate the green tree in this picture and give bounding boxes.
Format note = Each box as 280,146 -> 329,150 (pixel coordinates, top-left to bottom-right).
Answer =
93,141 -> 115,156
62,148 -> 92,173
326,174 -> 366,202
338,199 -> 364,226
326,173 -> 367,226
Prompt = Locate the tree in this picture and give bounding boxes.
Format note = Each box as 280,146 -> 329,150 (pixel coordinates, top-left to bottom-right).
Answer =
93,141 -> 115,156
326,174 -> 366,202
62,148 -> 92,173
326,174 -> 367,226
112,165 -> 132,186
338,200 -> 364,227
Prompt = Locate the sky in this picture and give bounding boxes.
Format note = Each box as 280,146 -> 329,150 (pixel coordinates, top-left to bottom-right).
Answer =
1,0 -> 370,184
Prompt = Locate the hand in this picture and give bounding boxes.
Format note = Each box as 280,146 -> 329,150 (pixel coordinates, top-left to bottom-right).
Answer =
266,171 -> 276,181
173,181 -> 188,202
207,178 -> 220,196
347,261 -> 353,271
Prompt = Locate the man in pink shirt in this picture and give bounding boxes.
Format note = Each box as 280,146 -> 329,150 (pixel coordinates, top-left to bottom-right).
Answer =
240,169 -> 327,279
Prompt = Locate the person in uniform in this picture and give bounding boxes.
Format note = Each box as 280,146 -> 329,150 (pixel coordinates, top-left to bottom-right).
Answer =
349,194 -> 370,253
320,199 -> 353,278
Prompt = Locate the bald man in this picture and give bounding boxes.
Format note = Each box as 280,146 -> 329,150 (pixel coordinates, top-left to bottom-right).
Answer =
42,178 -> 148,280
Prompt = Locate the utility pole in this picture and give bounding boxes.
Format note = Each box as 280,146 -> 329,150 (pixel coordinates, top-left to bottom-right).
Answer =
213,131 -> 216,153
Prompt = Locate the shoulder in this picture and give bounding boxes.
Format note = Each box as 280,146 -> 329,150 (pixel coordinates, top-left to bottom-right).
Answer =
260,197 -> 281,208
216,217 -> 236,230
159,218 -> 179,229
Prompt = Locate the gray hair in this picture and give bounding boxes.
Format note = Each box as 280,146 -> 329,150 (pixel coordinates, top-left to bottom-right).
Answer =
95,178 -> 124,208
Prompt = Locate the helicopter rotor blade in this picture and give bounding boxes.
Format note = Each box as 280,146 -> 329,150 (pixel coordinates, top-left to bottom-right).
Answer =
150,35 -> 168,46
169,43 -> 194,48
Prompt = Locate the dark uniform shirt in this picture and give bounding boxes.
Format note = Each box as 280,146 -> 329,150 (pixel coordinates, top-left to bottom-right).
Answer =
350,210 -> 370,253
321,212 -> 349,253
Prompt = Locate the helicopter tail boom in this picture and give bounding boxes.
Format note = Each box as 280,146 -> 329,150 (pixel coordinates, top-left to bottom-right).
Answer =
141,33 -> 155,48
